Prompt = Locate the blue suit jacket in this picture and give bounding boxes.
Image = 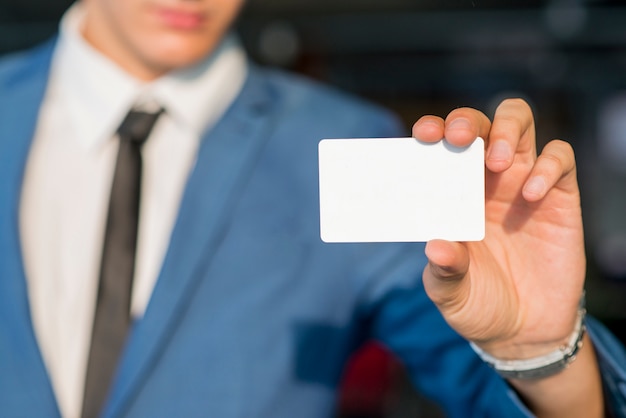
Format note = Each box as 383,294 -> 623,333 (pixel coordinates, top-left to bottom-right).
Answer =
2,39 -> 626,418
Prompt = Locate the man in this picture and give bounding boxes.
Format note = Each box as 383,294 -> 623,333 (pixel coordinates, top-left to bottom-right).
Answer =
0,0 -> 624,417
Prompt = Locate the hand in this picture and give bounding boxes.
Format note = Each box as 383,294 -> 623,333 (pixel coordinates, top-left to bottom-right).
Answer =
412,98 -> 585,358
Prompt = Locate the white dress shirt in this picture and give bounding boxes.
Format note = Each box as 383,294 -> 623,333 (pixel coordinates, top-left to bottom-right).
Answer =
19,4 -> 247,418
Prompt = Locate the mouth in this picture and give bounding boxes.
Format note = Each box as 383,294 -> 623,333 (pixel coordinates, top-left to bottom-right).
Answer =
154,7 -> 208,30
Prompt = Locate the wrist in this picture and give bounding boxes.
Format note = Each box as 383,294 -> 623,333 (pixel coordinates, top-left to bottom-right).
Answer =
470,292 -> 586,380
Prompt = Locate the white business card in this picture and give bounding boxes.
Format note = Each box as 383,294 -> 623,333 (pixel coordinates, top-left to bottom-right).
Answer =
318,137 -> 485,242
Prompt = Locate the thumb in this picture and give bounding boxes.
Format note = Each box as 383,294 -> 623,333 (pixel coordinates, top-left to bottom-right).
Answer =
422,240 -> 471,310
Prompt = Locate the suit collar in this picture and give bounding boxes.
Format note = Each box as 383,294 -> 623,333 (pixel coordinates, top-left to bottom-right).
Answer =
0,39 -> 61,416
106,63 -> 280,416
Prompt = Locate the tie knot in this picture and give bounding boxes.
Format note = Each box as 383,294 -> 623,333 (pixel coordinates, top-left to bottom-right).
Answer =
117,108 -> 163,145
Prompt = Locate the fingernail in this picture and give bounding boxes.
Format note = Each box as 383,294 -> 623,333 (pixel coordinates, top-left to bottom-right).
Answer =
447,117 -> 472,132
524,176 -> 546,198
488,140 -> 511,162
418,119 -> 441,129
414,119 -> 441,140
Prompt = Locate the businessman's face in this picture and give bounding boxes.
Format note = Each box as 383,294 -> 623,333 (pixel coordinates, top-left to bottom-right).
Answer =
82,0 -> 245,80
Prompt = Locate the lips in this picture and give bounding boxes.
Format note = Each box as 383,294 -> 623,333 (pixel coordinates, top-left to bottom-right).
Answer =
155,7 -> 207,30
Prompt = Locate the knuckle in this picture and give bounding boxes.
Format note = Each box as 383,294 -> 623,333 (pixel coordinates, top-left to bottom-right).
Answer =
544,139 -> 576,163
551,139 -> 575,154
539,152 -> 564,171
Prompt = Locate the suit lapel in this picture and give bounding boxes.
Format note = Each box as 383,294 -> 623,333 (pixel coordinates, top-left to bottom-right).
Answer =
106,64 -> 279,416
0,40 -> 61,415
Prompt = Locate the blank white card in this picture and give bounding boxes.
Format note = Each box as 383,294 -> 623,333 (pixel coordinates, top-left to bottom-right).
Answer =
319,137 -> 485,242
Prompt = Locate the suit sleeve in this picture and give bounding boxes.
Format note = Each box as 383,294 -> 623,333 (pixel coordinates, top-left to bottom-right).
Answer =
586,317 -> 626,417
354,243 -> 531,417
359,242 -> 626,417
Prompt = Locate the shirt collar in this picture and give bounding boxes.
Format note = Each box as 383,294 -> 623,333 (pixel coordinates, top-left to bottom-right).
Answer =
150,35 -> 248,136
52,3 -> 248,152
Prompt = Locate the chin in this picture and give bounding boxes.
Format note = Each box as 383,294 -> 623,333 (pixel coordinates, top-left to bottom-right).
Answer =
139,49 -> 207,74
150,37 -> 217,66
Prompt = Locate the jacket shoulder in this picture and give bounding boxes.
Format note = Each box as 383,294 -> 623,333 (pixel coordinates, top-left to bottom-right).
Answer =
0,38 -> 56,90
256,66 -> 406,138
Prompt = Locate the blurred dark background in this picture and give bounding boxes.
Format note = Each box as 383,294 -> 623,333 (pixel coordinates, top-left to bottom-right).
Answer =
3,0 -> 626,416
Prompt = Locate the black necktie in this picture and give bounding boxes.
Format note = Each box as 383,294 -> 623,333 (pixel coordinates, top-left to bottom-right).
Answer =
82,108 -> 163,418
